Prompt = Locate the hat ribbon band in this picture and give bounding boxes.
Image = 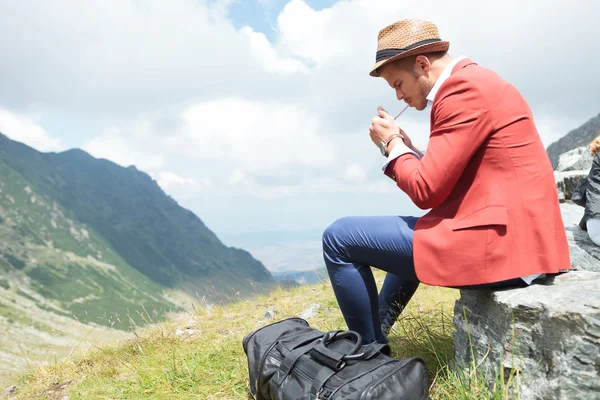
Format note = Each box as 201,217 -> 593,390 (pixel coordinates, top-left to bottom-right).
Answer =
376,38 -> 442,62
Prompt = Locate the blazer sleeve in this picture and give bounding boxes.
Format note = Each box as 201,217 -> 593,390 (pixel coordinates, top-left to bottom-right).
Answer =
387,76 -> 492,209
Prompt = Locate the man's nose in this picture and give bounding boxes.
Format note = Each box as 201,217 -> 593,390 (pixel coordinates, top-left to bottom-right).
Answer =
395,88 -> 404,101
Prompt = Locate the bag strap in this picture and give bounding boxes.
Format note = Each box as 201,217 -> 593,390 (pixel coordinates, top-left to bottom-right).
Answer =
309,365 -> 337,397
272,339 -> 322,388
361,343 -> 391,359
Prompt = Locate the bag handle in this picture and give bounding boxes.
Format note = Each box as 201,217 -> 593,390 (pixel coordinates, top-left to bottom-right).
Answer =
310,330 -> 365,370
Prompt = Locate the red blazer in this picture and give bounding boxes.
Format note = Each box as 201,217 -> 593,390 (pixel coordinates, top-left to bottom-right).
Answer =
387,58 -> 571,287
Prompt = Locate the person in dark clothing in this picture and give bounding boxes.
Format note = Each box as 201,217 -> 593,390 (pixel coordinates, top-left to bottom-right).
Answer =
577,135 -> 600,246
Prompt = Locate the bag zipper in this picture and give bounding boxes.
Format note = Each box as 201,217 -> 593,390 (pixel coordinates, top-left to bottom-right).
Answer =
325,359 -> 399,399
358,359 -> 422,400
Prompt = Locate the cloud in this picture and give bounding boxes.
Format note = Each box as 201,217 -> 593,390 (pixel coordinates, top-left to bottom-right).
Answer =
0,0 -> 598,232
240,26 -> 308,74
0,0 -> 302,115
149,170 -> 213,200
0,108 -> 63,152
344,164 -> 368,183
276,0 -> 334,65
166,97 -> 336,173
82,127 -> 165,170
153,171 -> 212,190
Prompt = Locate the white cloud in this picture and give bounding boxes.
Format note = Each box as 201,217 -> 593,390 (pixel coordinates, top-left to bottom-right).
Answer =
82,127 -> 165,170
170,97 -> 336,172
344,164 -> 368,183
0,0 -> 305,114
0,0 -> 598,232
154,171 -> 211,190
0,109 -> 63,152
149,170 -> 212,200
276,0 -> 334,65
240,26 -> 308,74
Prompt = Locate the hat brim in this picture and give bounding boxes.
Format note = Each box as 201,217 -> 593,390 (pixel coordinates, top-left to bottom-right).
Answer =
369,41 -> 450,77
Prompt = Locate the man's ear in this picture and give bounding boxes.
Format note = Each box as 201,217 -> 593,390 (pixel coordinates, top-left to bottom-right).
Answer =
415,55 -> 430,73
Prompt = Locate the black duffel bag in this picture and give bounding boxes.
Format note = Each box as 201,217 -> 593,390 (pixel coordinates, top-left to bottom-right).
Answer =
242,317 -> 429,400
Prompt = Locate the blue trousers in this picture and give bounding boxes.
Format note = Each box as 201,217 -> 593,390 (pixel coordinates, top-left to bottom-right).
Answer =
322,215 -> 525,345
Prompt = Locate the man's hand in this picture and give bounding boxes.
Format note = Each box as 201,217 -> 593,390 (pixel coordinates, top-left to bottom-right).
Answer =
369,106 -> 399,147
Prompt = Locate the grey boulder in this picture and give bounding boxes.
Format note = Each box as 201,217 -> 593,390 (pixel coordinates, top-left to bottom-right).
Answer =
555,171 -> 589,202
556,146 -> 594,172
453,271 -> 600,400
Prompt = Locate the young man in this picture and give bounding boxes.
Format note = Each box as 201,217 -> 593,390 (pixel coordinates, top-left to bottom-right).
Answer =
322,19 -> 571,345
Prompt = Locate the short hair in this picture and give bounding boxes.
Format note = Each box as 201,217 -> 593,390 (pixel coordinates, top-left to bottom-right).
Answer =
389,51 -> 448,72
591,135 -> 600,157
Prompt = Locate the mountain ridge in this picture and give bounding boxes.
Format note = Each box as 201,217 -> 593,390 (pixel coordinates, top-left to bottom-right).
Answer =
546,113 -> 600,168
0,132 -> 279,378
0,133 -> 274,291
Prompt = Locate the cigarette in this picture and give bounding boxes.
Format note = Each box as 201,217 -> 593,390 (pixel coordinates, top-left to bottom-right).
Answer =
394,104 -> 410,120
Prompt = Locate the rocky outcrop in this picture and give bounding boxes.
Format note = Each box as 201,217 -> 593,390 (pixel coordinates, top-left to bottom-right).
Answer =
452,147 -> 600,399
453,271 -> 600,400
556,146 -> 594,172
555,171 -> 589,202
554,146 -> 592,202
546,113 -> 600,169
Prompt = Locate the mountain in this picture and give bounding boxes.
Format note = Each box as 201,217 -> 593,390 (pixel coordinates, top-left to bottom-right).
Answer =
546,113 -> 600,168
0,133 -> 274,294
0,132 -> 277,375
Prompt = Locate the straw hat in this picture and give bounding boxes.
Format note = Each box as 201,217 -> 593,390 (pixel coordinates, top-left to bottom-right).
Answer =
369,19 -> 450,77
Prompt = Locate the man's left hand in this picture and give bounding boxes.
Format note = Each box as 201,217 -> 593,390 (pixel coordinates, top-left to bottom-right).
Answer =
369,106 -> 399,147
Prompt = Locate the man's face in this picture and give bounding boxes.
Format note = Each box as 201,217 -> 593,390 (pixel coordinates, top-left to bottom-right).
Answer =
379,58 -> 432,111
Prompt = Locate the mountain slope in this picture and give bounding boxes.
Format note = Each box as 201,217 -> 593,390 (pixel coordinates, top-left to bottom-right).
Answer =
0,132 -> 278,379
0,133 -> 275,297
546,113 -> 600,168
0,158 -> 180,329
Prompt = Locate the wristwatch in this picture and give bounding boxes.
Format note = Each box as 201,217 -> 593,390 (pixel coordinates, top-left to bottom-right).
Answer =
378,134 -> 402,157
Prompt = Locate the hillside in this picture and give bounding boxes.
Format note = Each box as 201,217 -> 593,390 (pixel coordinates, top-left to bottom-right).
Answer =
2,270 -> 513,400
0,133 -> 278,379
0,134 -> 274,294
546,113 -> 600,168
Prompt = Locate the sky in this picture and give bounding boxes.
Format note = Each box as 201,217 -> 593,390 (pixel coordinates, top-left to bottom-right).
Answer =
0,0 -> 599,240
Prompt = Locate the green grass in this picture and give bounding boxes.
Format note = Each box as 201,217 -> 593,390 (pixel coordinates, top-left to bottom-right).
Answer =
4,270 -> 520,399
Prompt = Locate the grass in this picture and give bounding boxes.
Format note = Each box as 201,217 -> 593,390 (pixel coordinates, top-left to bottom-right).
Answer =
4,270 -> 520,399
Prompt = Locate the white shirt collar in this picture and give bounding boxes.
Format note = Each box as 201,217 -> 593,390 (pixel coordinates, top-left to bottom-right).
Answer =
426,55 -> 468,108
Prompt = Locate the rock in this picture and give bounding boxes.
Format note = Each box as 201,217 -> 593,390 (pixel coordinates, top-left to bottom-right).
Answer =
264,310 -> 276,319
3,385 -> 16,396
299,303 -> 320,319
556,146 -> 594,172
557,186 -> 566,202
560,203 -> 600,272
555,171 -> 588,201
175,328 -> 196,337
453,271 -> 600,400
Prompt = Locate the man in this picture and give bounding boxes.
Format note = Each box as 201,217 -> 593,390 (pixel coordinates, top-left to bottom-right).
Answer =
322,19 -> 571,345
